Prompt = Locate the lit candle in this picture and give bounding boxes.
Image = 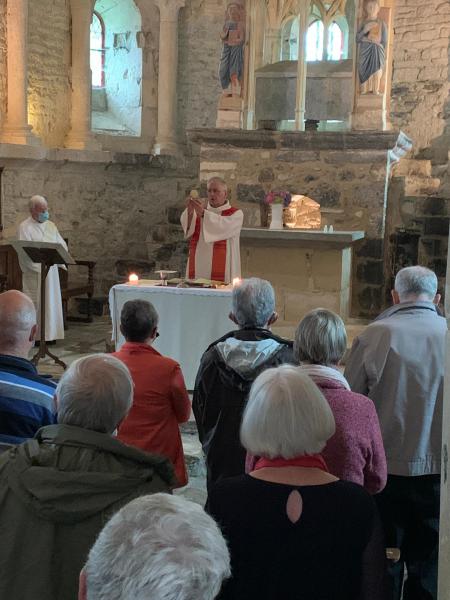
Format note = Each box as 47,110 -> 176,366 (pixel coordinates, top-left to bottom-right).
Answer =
128,273 -> 139,285
232,277 -> 241,287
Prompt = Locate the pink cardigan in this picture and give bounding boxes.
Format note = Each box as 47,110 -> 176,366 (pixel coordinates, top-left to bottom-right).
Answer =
246,376 -> 387,494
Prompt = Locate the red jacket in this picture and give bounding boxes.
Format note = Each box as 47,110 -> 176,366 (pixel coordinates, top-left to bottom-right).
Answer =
113,342 -> 191,487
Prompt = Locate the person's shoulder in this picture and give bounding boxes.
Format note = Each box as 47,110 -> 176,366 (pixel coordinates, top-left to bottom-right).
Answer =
332,480 -> 376,509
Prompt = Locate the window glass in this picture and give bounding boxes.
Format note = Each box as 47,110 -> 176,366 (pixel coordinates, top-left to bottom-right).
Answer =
90,12 -> 104,87
306,20 -> 324,61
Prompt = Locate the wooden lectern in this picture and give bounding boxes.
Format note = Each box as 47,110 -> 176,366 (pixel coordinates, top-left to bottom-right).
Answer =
11,241 -> 75,369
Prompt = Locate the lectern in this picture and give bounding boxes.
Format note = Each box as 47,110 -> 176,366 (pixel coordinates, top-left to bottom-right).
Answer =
12,241 -> 75,369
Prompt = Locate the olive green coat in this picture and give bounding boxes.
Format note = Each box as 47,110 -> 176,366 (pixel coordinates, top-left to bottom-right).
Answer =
0,424 -> 175,600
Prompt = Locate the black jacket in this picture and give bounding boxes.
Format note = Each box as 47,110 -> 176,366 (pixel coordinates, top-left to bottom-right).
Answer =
193,328 -> 294,490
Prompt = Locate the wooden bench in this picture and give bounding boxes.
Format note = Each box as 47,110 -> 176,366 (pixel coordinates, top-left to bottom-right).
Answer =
0,243 -> 96,328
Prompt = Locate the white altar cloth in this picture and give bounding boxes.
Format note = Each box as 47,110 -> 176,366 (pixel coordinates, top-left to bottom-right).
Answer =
109,283 -> 233,389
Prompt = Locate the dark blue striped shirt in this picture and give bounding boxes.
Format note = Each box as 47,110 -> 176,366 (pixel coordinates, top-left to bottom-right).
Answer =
0,355 -> 57,444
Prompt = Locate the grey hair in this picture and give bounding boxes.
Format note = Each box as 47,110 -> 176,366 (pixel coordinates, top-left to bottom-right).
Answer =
294,309 -> 347,366
0,290 -> 36,347
208,177 -> 228,192
240,365 -> 335,458
232,277 -> 275,328
29,195 -> 47,210
56,354 -> 133,433
394,266 -> 438,302
85,493 -> 231,600
120,299 -> 159,342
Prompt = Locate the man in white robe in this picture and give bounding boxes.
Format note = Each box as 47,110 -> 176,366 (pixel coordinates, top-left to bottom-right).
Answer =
180,178 -> 243,283
18,195 -> 68,341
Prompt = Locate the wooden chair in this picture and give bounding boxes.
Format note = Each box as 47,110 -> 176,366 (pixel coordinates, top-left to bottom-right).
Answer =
0,243 -> 96,329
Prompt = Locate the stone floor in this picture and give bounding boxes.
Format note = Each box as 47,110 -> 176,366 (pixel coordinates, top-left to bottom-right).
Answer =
36,314 -> 369,506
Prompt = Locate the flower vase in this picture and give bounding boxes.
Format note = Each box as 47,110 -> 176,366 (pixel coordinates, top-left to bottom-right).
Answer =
269,203 -> 283,229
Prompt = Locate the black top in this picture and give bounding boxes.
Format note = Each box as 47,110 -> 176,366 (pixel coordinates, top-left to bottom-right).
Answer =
207,476 -> 389,600
193,329 -> 294,490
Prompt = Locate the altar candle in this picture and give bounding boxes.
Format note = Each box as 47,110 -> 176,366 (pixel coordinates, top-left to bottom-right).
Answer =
128,273 -> 139,285
232,277 -> 241,287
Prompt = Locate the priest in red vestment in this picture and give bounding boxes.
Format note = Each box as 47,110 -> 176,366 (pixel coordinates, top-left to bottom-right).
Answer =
180,177 -> 243,283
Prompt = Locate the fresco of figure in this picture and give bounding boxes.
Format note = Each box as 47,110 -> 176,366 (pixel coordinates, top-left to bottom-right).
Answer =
356,0 -> 388,94
219,2 -> 246,97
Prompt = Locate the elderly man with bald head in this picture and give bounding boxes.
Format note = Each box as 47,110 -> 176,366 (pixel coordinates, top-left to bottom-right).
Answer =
18,194 -> 68,341
180,177 -> 243,283
0,290 -> 56,444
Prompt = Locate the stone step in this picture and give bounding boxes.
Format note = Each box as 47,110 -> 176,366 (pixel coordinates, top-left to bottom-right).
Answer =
393,158 -> 432,177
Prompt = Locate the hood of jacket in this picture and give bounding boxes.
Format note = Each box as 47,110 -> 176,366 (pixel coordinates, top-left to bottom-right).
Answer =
215,336 -> 287,380
0,424 -> 174,524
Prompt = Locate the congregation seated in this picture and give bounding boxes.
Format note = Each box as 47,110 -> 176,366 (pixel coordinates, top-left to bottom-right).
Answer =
0,289 -> 56,444
0,354 -> 174,600
294,308 -> 387,493
113,299 -> 191,487
207,365 -> 390,600
80,493 -> 231,600
193,277 -> 294,490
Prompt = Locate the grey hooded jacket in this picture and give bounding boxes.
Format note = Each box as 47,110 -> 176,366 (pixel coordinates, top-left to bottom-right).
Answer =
344,302 -> 447,476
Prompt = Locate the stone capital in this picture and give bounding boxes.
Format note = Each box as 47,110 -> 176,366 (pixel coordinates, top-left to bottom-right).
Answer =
154,0 -> 185,22
69,0 -> 95,17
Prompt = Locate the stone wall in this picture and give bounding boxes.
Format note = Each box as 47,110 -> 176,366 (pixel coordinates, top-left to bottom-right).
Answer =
190,129 -> 398,317
1,156 -> 196,293
28,0 -> 71,147
177,0 -> 228,138
390,0 -> 450,161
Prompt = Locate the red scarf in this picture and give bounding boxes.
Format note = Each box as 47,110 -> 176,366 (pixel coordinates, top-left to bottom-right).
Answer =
254,454 -> 329,472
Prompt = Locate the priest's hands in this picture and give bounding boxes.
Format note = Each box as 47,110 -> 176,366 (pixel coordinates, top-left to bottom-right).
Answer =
186,195 -> 205,218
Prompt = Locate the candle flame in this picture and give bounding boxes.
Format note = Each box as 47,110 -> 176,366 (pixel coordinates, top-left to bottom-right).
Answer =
128,273 -> 139,284
232,277 -> 241,287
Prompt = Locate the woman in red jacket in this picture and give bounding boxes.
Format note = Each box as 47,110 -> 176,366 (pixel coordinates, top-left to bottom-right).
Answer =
113,299 -> 191,487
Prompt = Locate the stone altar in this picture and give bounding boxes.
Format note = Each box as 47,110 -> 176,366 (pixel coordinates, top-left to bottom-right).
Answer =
240,228 -> 365,322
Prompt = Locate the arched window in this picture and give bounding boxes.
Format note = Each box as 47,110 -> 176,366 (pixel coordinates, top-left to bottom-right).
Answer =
280,17 -> 299,61
327,21 -> 343,60
90,12 -> 105,87
306,20 -> 324,62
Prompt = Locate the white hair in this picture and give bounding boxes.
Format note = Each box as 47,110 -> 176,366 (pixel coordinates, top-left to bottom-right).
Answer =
85,493 -> 231,600
0,290 -> 36,347
232,278 -> 275,328
394,266 -> 438,302
294,309 -> 347,366
208,177 -> 228,192
29,195 -> 47,210
56,354 -> 133,433
240,365 -> 335,458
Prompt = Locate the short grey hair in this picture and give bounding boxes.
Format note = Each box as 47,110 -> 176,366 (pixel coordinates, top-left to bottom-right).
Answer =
120,299 -> 159,342
394,266 -> 438,302
294,309 -> 347,366
29,195 -> 47,210
56,354 -> 133,433
0,290 -> 36,347
240,365 -> 335,458
208,176 -> 228,192
232,278 -> 275,328
85,493 -> 231,600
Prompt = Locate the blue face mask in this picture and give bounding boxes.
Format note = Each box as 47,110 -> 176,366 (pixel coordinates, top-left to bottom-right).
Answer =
37,211 -> 49,223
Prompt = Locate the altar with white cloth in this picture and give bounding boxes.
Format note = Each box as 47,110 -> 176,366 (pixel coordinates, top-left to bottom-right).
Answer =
109,283 -> 233,389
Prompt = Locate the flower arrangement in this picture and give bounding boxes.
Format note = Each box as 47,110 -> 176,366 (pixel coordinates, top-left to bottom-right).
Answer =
264,190 -> 292,207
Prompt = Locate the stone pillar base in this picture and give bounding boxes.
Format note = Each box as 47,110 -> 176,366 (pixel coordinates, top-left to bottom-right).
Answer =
1,125 -> 40,146
352,94 -> 390,131
65,130 -> 101,150
216,95 -> 243,129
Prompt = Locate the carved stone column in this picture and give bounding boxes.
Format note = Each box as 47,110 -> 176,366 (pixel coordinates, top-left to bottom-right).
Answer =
65,0 -> 100,149
294,0 -> 311,130
1,0 -> 40,145
153,0 -> 185,155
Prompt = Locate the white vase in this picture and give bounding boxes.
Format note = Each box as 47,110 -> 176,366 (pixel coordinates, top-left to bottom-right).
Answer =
269,203 -> 283,229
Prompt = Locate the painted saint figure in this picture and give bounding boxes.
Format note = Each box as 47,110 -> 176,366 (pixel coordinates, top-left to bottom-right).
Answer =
219,2 -> 246,96
356,0 -> 388,94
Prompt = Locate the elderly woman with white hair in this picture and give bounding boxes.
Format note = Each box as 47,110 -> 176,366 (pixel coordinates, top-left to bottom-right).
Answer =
80,493 -> 230,600
207,365 -> 389,600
